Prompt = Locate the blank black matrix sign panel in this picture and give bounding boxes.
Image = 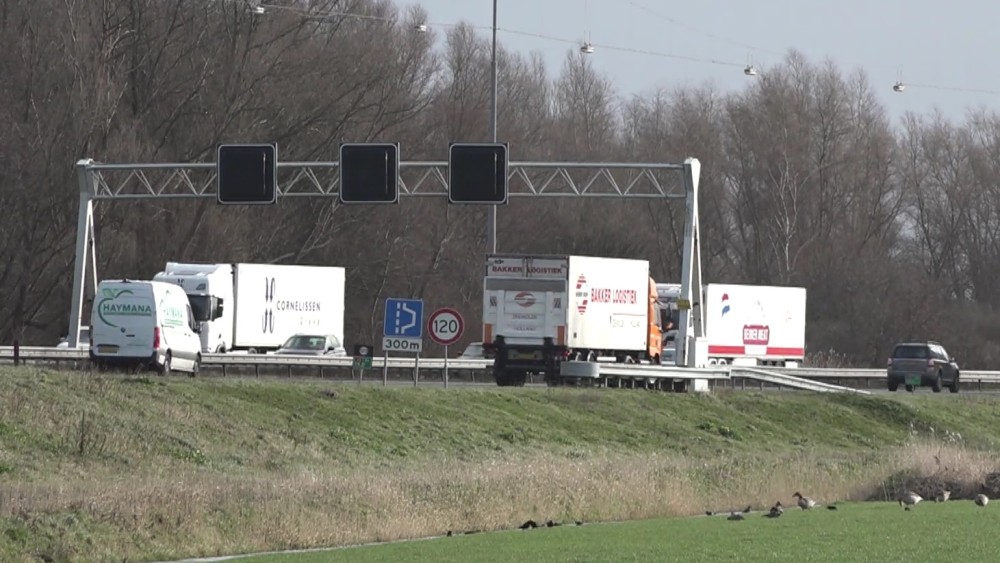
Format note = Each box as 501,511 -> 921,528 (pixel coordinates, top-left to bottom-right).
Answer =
217,144 -> 278,204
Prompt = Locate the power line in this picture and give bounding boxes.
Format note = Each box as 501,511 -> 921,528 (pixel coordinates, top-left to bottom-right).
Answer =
904,83 -> 1000,96
256,1 -> 1000,97
257,1 -> 749,69
627,0 -> 784,58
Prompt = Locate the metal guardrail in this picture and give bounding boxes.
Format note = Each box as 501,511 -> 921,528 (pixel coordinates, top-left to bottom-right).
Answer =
3,346 -> 1000,388
0,346 -> 90,360
733,368 -> 871,395
762,366 -> 1000,384
198,353 -> 494,372
590,363 -> 731,380
557,360 -> 864,394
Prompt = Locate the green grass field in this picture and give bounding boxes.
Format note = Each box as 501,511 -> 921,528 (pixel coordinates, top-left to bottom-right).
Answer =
3,367 -> 1000,562
240,501 -> 999,562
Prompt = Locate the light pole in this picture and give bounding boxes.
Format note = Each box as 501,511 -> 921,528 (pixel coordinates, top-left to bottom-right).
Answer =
486,0 -> 498,254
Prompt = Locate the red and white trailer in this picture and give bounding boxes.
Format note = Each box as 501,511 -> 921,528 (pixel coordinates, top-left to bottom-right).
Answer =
657,283 -> 806,367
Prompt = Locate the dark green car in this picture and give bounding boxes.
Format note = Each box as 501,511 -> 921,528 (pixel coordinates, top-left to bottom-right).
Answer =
886,341 -> 959,393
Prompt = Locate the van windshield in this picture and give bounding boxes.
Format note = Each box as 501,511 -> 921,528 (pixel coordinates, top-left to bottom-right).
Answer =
187,295 -> 212,322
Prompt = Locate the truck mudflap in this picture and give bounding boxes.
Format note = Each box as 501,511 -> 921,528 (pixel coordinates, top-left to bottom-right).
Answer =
491,336 -> 564,387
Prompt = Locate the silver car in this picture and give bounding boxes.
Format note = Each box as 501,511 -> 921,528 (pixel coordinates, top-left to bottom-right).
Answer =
886,341 -> 959,393
274,334 -> 347,356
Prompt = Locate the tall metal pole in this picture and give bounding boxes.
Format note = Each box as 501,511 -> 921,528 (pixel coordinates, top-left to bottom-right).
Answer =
486,0 -> 498,253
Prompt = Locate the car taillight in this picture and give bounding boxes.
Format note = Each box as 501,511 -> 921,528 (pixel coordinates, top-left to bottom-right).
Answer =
561,349 -> 572,359
927,359 -> 935,366
887,358 -> 892,366
153,326 -> 161,349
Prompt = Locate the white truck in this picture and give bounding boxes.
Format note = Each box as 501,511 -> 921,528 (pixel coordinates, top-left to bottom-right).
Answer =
656,282 -> 806,367
482,254 -> 667,386
153,262 -> 346,353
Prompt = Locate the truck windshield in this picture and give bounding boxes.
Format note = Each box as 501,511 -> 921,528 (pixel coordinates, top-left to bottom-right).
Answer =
187,295 -> 213,322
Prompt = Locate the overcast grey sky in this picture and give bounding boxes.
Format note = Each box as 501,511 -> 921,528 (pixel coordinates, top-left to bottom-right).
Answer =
404,0 -> 999,125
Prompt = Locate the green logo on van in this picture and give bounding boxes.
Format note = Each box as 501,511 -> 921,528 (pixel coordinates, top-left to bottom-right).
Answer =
97,288 -> 153,328
159,299 -> 185,328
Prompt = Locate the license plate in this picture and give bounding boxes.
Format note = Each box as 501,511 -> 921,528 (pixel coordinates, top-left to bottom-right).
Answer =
510,351 -> 540,360
905,375 -> 921,386
97,344 -> 119,354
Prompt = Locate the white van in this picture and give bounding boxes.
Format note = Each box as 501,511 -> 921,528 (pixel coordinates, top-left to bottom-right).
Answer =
89,279 -> 203,375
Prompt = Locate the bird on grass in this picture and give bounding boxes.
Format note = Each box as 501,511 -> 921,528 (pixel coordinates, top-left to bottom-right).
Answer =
935,490 -> 951,503
793,492 -> 816,510
974,494 -> 989,507
899,491 -> 923,511
727,512 -> 745,521
764,501 -> 783,518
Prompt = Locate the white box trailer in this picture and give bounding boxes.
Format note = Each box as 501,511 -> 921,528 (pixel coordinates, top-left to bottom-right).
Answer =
703,283 -> 806,366
483,254 -> 665,386
656,282 -> 806,367
154,262 -> 346,353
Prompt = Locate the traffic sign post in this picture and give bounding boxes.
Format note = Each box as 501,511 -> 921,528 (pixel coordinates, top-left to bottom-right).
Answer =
428,307 -> 465,388
353,344 -> 373,383
382,298 -> 424,353
383,298 -> 424,385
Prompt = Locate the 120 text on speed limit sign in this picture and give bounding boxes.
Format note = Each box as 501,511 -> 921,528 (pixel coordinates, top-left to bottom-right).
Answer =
428,308 -> 464,346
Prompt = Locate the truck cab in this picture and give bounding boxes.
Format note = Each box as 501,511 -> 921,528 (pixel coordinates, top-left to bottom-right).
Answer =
153,262 -> 233,353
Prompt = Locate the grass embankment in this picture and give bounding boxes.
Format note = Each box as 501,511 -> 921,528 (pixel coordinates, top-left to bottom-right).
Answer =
2,367 -> 1000,562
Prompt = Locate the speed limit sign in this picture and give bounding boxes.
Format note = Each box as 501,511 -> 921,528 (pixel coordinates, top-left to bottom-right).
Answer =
428,307 -> 464,346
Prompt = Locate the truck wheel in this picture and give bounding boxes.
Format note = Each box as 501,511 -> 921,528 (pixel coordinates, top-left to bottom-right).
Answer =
158,352 -> 172,376
494,370 -> 508,387
513,372 -> 527,387
905,384 -> 914,392
189,354 -> 201,378
887,380 -> 898,392
931,371 -> 942,393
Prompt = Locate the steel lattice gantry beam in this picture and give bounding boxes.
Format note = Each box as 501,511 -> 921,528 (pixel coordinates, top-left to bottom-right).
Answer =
67,157 -> 705,365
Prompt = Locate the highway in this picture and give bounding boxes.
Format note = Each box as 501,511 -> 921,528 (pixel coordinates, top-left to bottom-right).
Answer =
3,345 -> 1000,396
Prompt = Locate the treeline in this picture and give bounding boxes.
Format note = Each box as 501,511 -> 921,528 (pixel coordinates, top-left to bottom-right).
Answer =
1,0 -> 998,368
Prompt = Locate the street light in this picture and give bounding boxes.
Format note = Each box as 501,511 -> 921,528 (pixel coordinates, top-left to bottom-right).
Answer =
486,0 -> 498,254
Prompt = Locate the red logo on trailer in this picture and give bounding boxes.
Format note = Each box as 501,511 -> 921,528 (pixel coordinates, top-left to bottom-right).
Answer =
743,325 -> 770,346
575,275 -> 589,313
514,291 -> 536,308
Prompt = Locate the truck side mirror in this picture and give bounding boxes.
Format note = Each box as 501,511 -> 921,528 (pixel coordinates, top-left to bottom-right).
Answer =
214,297 -> 224,319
